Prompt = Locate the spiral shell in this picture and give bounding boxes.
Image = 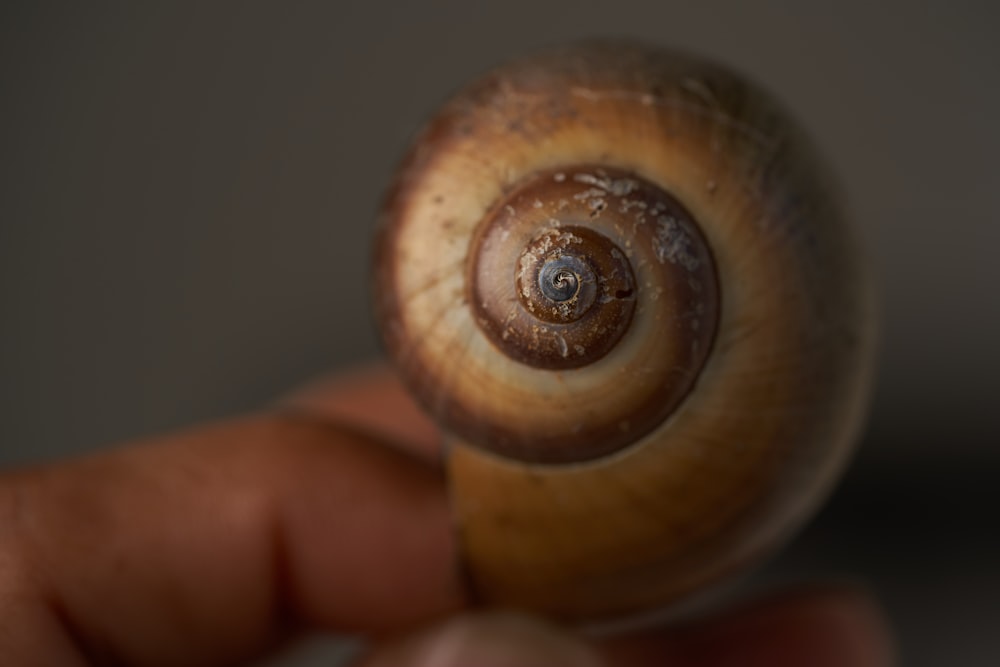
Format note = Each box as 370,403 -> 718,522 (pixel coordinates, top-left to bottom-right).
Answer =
374,41 -> 875,620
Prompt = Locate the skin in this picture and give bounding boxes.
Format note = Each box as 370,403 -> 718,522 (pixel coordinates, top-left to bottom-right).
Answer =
0,366 -> 894,666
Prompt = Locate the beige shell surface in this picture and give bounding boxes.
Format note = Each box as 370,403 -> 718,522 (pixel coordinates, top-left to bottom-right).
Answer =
374,42 -> 876,620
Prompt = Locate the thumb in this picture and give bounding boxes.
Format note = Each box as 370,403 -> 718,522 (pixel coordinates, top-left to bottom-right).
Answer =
356,613 -> 604,667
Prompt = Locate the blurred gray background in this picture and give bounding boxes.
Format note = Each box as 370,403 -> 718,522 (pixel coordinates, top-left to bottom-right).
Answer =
1,2 -> 997,665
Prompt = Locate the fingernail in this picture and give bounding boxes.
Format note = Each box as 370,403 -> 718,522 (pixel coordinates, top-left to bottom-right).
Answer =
370,612 -> 604,667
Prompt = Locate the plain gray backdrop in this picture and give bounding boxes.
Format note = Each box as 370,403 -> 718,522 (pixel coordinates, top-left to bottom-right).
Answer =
2,2 -> 997,665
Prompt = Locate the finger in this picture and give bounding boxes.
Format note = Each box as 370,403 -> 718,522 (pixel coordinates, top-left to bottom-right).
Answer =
2,414 -> 466,666
281,365 -> 441,462
598,585 -> 895,667
351,587 -> 893,667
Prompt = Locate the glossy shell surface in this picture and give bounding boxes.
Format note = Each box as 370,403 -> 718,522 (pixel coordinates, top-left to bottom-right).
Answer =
374,41 -> 875,620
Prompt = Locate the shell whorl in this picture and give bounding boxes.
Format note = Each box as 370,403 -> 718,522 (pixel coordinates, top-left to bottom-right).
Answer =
373,41 -> 875,619
458,164 -> 720,463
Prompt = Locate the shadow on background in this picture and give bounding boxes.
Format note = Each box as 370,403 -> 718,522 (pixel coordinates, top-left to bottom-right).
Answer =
2,3 -> 997,665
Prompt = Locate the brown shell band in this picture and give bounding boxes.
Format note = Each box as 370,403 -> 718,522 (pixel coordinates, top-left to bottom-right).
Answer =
461,165 -> 719,461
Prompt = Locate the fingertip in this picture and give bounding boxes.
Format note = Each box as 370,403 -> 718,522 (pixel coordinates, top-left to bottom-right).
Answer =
780,586 -> 895,667
600,585 -> 895,667
724,585 -> 895,667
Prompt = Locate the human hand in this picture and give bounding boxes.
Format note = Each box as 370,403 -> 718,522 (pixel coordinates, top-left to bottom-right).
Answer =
0,367 -> 893,666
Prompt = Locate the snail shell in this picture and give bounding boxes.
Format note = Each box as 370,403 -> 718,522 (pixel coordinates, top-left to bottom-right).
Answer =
374,41 -> 875,621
